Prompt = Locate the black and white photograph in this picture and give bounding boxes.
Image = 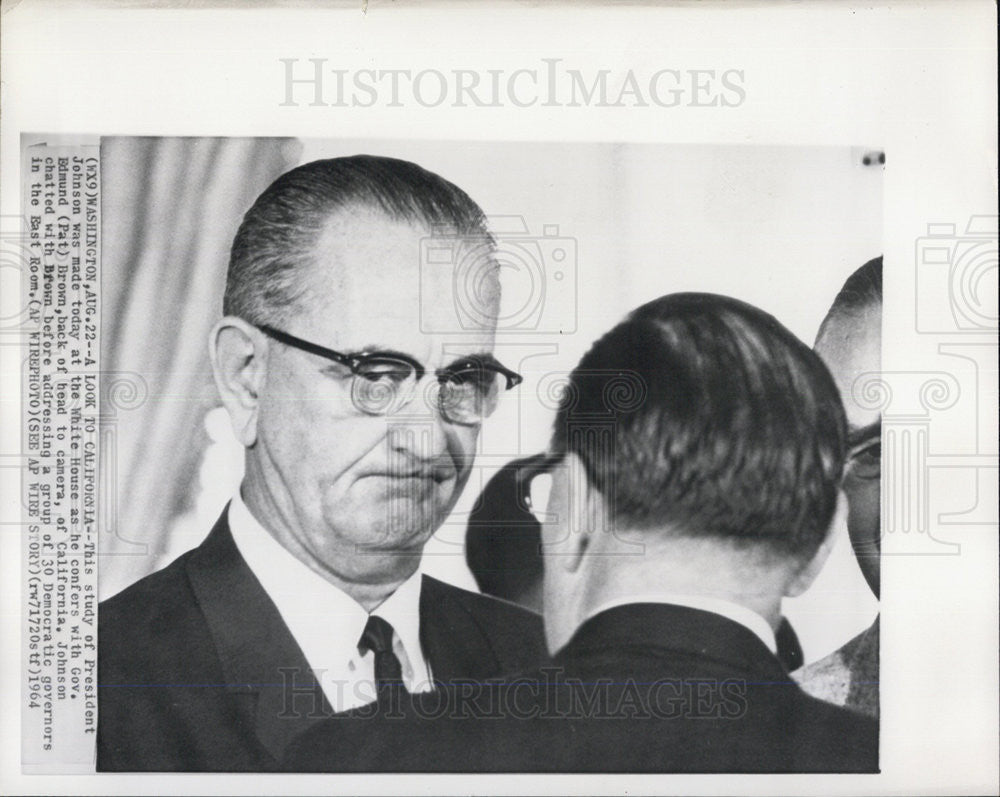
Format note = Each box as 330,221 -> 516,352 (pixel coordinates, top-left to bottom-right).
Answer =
1,2 -> 996,795
89,139 -> 882,773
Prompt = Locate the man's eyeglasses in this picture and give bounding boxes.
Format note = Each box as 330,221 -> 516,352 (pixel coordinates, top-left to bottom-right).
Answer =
846,422 -> 881,481
847,438 -> 881,481
257,324 -> 523,425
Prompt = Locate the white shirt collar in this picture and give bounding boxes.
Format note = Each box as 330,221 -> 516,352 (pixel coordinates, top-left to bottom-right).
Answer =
585,592 -> 777,655
227,492 -> 432,710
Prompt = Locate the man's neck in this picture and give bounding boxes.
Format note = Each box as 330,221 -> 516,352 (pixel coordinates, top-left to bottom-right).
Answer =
578,538 -> 792,633
580,581 -> 784,640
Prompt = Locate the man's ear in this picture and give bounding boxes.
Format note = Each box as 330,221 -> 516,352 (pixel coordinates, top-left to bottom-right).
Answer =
208,317 -> 268,447
785,490 -> 847,598
560,452 -> 601,575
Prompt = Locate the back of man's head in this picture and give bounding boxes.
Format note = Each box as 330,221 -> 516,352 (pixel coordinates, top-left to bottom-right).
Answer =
223,154 -> 494,325
551,292 -> 847,562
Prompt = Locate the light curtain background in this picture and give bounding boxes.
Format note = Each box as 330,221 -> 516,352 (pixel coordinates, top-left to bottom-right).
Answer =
99,138 -> 882,663
99,137 -> 303,597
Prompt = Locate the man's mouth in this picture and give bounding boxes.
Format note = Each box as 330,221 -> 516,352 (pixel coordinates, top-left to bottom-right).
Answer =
368,468 -> 456,484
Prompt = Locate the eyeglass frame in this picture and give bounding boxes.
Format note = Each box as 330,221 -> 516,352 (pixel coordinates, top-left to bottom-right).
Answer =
255,323 -> 523,419
845,421 -> 881,481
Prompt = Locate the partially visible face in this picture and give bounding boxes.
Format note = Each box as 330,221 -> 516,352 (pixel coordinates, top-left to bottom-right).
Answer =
249,207 -> 499,584
816,304 -> 882,598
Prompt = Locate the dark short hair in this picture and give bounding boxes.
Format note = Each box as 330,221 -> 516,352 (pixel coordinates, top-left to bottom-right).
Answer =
550,292 -> 847,559
224,154 -> 494,324
816,256 -> 883,343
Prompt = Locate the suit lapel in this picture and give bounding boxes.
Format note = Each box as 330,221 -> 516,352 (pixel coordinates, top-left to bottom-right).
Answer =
419,575 -> 502,683
185,510 -> 332,764
185,518 -> 508,761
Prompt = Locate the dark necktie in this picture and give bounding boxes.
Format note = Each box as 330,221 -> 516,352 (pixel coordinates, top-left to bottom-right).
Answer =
776,616 -> 804,671
358,615 -> 406,694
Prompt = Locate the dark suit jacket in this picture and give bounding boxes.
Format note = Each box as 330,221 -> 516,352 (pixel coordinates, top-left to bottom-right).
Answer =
97,511 -> 547,771
286,603 -> 879,773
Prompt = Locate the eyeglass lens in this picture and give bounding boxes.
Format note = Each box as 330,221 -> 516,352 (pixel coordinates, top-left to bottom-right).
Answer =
350,359 -> 507,422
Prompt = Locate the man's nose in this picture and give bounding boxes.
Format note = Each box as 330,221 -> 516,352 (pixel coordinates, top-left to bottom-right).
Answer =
385,410 -> 452,464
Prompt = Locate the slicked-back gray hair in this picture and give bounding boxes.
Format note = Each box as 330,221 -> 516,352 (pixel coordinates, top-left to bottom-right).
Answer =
224,155 -> 495,324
